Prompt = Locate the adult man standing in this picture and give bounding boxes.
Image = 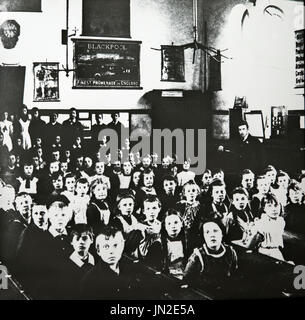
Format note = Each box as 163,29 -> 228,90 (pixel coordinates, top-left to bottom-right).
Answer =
45,112 -> 62,146
62,108 -> 83,147
29,107 -> 46,144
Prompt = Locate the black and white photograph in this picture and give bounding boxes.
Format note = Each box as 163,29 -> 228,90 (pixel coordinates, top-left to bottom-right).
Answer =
161,45 -> 185,82
0,0 -> 304,311
73,38 -> 141,89
33,62 -> 60,102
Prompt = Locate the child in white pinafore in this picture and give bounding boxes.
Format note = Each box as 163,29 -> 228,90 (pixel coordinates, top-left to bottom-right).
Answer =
255,193 -> 285,261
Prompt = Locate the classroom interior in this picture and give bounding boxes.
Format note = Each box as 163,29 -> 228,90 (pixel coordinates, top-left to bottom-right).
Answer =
0,0 -> 304,300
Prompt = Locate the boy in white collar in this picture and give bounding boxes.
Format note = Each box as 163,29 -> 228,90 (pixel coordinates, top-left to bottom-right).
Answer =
61,224 -> 95,299
69,223 -> 95,267
47,195 -> 72,240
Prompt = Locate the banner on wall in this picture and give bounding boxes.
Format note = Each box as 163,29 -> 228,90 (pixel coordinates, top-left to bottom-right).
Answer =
0,0 -> 41,12
295,29 -> 304,89
33,63 -> 60,102
161,45 -> 185,82
72,39 -> 142,89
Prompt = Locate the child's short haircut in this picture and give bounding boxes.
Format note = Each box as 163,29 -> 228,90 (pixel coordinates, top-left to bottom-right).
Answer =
32,151 -> 40,158
64,173 -> 75,185
255,175 -> 266,185
143,194 -> 161,208
240,169 -> 254,178
163,208 -> 183,226
65,172 -> 75,180
60,158 -> 68,164
51,171 -> 64,181
213,168 -> 224,176
261,192 -> 279,208
210,178 -> 226,190
49,160 -> 59,167
182,180 -> 201,196
52,148 -> 61,154
164,208 -> 182,219
232,187 -> 249,198
202,218 -> 225,237
96,225 -> 123,243
95,160 -> 105,166
22,159 -> 34,167
142,154 -> 152,160
162,174 -> 178,185
89,178 -> 108,196
46,194 -> 70,209
138,168 -> 155,187
277,170 -> 289,180
203,169 -> 212,176
15,192 -> 32,208
70,223 -> 94,242
116,191 -> 135,206
287,179 -> 303,193
264,165 -> 277,175
76,177 -> 89,186
15,191 -> 32,200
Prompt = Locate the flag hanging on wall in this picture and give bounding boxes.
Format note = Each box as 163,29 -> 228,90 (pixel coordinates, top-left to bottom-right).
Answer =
0,0 -> 41,12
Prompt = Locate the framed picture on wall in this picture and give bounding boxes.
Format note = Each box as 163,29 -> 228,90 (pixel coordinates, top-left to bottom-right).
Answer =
270,106 -> 287,139
161,45 -> 185,82
130,113 -> 152,140
82,0 -> 130,38
33,62 -> 60,102
245,111 -> 265,139
295,29 -> 304,89
0,0 -> 41,12
72,39 -> 142,89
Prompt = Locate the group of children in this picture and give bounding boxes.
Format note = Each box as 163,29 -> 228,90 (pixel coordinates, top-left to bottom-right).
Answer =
0,109 -> 305,299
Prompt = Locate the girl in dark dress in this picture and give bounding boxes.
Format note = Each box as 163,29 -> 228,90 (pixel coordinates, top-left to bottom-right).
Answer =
86,178 -> 111,235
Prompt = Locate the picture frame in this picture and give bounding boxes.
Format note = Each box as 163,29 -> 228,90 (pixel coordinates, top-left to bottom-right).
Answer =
72,39 -> 142,89
295,29 -> 304,89
245,111 -> 265,139
82,0 -> 130,38
33,62 -> 60,102
270,106 -> 287,139
161,45 -> 185,82
0,0 -> 41,12
130,112 -> 152,140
